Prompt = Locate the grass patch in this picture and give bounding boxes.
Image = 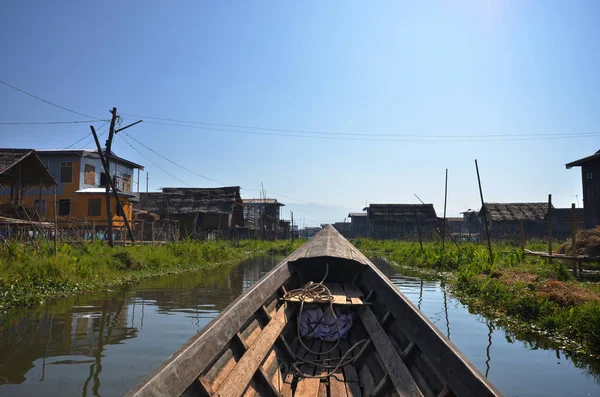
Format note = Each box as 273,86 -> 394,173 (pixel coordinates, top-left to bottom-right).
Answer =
354,238 -> 600,354
0,239 -> 304,311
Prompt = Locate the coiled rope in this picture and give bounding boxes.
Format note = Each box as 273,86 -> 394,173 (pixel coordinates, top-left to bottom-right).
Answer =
283,263 -> 368,379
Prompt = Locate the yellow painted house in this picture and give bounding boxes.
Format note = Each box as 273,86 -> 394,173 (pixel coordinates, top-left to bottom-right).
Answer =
1,149 -> 144,229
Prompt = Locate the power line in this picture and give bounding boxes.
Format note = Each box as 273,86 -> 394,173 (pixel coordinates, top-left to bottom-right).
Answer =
122,111 -> 600,140
0,79 -> 103,120
0,120 -> 108,125
117,134 -> 191,187
119,127 -> 323,203
122,132 -> 230,186
80,127 -> 110,149
65,121 -> 110,149
127,118 -> 600,143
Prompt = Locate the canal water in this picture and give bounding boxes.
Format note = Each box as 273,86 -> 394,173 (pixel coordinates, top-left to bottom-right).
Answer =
0,256 -> 598,396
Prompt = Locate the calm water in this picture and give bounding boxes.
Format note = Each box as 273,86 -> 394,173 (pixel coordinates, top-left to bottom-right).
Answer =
0,256 -> 598,397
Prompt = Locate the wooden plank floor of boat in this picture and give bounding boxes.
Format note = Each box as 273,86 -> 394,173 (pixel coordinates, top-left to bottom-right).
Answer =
194,280 -> 457,397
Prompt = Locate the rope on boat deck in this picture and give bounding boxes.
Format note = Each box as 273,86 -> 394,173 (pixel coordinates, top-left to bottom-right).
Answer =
283,262 -> 368,379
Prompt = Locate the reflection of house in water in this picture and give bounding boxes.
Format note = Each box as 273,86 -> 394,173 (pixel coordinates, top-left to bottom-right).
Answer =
0,294 -> 134,385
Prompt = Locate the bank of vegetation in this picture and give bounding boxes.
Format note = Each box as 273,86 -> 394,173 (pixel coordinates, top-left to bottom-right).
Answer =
0,239 -> 304,311
353,238 -> 600,355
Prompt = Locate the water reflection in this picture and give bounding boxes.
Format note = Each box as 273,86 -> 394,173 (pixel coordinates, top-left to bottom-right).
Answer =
485,321 -> 493,378
0,255 -> 283,397
2,256 -> 600,397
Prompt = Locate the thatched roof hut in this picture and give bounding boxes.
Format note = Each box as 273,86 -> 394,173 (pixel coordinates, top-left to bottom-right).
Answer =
480,202 -> 549,222
0,149 -> 57,206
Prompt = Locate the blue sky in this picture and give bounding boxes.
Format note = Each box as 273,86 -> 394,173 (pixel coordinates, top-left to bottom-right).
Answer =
1,1 -> 599,225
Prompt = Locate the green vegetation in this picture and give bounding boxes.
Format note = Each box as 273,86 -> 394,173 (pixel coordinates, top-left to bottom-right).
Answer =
354,238 -> 600,354
0,239 -> 304,311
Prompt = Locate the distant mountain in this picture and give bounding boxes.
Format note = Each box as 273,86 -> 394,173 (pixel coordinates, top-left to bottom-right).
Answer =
281,202 -> 360,227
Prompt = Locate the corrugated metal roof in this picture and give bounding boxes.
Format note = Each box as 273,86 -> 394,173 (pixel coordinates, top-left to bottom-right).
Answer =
36,149 -> 144,170
242,198 -> 284,206
75,187 -> 136,197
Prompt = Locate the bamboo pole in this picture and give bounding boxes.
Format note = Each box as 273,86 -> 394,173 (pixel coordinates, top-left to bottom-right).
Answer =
414,205 -> 423,253
442,168 -> 448,254
548,194 -> 553,264
475,160 -> 493,264
571,203 -> 577,277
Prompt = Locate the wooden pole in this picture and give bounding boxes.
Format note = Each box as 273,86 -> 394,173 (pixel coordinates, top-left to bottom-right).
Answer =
291,211 -> 294,242
571,203 -> 577,276
475,160 -> 493,264
548,194 -> 553,264
53,187 -> 57,254
38,178 -> 43,217
151,222 -> 155,246
442,168 -> 448,254
414,205 -> 423,253
90,124 -> 136,245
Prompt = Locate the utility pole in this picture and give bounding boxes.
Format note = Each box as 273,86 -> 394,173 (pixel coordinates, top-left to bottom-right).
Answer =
104,107 -> 118,247
94,107 -> 142,247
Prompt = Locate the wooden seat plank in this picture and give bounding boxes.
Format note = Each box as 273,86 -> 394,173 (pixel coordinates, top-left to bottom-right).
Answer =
317,341 -> 330,397
200,346 -> 238,392
318,382 -> 327,397
240,318 -> 263,347
295,378 -> 321,397
357,306 -> 424,397
296,339 -> 321,397
324,341 -> 347,397
214,304 -> 295,397
238,323 -> 286,397
241,380 -> 259,397
327,283 -> 348,305
283,297 -> 367,305
261,348 -> 284,393
281,373 -> 294,397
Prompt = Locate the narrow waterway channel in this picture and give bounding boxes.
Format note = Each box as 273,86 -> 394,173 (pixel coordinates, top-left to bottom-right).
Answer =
0,256 -> 598,396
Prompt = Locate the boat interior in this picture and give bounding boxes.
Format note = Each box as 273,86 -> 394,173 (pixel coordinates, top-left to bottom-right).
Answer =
185,257 -> 456,397
129,226 -> 498,397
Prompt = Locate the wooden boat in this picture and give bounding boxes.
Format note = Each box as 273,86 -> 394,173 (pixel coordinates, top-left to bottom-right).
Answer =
127,225 -> 501,397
